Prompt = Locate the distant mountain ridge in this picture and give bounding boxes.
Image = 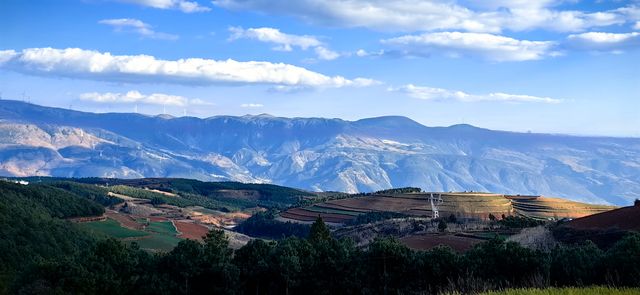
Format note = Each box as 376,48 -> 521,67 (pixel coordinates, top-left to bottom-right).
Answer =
1,100 -> 639,205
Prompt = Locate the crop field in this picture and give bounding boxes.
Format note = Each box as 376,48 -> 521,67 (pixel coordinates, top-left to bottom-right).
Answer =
78,216 -> 182,251
105,211 -> 145,230
79,218 -> 149,239
132,221 -> 182,252
399,233 -> 482,252
280,207 -> 356,223
509,196 -> 616,219
282,192 -> 616,224
174,221 -> 210,240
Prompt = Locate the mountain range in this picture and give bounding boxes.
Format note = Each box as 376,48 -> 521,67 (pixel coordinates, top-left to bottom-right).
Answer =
0,99 -> 638,205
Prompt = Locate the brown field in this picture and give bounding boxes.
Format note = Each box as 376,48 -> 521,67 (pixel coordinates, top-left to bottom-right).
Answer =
313,202 -> 372,213
400,233 -> 482,252
326,196 -> 429,212
105,211 -> 145,230
174,220 -> 210,240
280,208 -> 355,223
320,193 -> 513,220
565,205 -> 640,231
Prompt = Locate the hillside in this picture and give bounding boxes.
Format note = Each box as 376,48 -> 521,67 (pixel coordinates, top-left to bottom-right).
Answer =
281,192 -> 616,224
1,100 -> 639,205
564,204 -> 640,231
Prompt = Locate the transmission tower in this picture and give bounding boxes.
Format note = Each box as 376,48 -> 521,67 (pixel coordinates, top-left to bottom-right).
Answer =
429,193 -> 443,219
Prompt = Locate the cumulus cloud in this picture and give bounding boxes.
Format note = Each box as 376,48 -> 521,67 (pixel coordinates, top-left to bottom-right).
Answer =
117,0 -> 210,13
240,103 -> 264,108
389,84 -> 561,104
566,32 -> 640,53
79,90 -> 212,107
99,18 -> 178,40
0,47 -> 374,88
212,0 -> 635,33
381,32 -> 558,62
229,27 -> 340,60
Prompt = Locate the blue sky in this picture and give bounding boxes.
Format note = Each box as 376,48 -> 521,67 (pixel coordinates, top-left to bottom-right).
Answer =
0,0 -> 638,136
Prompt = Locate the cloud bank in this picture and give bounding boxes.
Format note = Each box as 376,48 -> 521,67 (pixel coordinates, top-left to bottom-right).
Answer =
0,48 -> 374,88
389,84 -> 562,104
566,32 -> 640,53
381,32 -> 557,62
79,90 -> 212,107
212,0 -> 637,33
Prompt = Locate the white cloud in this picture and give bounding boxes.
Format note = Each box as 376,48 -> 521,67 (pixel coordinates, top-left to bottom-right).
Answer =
229,27 -> 341,60
240,103 -> 264,108
389,84 -> 562,104
566,32 -> 640,52
212,0 -> 635,33
79,90 -> 212,107
314,46 -> 340,60
381,32 -> 557,62
214,0 -> 501,33
229,27 -> 321,51
117,0 -> 210,13
0,47 -> 374,88
99,18 -> 178,40
634,21 -> 640,30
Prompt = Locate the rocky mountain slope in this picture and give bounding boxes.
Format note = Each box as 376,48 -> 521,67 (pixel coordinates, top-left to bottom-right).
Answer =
1,100 -> 639,205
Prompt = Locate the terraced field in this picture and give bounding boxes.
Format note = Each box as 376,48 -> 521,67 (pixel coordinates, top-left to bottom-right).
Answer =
508,195 -> 616,219
281,192 -> 616,224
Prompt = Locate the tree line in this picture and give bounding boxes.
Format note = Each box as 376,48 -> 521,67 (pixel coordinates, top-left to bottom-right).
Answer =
8,217 -> 640,295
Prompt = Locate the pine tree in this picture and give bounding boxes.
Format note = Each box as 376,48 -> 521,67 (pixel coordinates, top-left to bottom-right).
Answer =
308,216 -> 331,243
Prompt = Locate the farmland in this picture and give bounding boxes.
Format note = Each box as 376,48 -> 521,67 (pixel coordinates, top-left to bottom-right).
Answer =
281,192 -> 616,225
400,233 -> 482,252
78,218 -> 148,239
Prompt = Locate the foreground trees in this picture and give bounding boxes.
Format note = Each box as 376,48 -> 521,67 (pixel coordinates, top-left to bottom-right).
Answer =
9,222 -> 640,295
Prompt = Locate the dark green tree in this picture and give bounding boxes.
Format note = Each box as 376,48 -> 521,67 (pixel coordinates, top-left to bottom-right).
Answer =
438,219 -> 448,232
604,232 -> 640,286
308,217 -> 331,244
550,241 -> 603,286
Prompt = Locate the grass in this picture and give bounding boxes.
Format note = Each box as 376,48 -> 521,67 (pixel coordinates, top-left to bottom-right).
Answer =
147,221 -> 178,235
78,218 -> 148,239
480,287 -> 640,295
79,219 -> 181,252
132,221 -> 181,252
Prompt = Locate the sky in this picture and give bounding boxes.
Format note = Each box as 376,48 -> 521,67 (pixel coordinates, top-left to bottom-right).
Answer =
0,0 -> 638,137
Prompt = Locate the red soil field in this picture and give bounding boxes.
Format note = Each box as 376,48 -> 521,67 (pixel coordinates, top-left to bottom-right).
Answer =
400,234 -> 482,252
565,205 -> 640,231
174,221 -> 210,240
